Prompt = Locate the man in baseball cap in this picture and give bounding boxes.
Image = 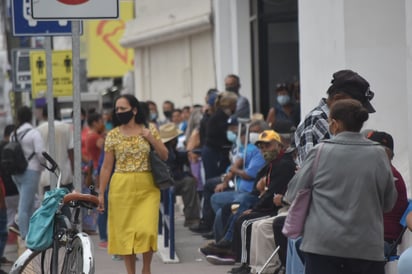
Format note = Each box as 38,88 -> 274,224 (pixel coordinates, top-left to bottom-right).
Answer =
255,130 -> 282,146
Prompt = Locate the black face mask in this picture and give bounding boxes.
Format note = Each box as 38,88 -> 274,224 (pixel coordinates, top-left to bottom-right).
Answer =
116,110 -> 134,125
163,111 -> 172,119
226,86 -> 239,93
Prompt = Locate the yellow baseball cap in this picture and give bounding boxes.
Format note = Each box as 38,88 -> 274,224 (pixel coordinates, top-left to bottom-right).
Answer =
255,130 -> 282,144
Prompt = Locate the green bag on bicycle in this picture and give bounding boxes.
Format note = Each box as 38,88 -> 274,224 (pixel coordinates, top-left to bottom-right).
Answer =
26,188 -> 69,251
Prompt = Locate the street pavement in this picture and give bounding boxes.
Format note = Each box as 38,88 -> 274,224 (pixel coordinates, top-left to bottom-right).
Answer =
2,213 -> 234,274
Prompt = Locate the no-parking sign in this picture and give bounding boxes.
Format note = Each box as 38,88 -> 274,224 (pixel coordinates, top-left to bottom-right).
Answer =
32,0 -> 119,19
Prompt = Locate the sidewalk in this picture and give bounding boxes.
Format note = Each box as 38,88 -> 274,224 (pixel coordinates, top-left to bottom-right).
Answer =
2,214 -> 235,274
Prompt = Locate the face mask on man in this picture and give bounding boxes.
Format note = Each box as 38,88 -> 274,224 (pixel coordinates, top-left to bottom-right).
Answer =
226,131 -> 237,143
262,150 -> 279,162
116,110 -> 134,125
249,132 -> 260,144
277,95 -> 291,106
150,112 -> 158,121
163,111 -> 172,119
226,86 -> 239,93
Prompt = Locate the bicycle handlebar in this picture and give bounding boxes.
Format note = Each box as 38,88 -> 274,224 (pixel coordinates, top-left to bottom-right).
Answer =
42,151 -> 58,173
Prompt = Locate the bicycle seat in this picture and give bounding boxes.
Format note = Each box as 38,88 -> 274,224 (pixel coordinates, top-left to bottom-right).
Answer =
63,193 -> 99,209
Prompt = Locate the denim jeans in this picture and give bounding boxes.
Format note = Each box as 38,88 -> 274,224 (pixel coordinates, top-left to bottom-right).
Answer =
398,247 -> 412,274
286,237 -> 305,274
12,169 -> 41,240
212,192 -> 258,242
223,193 -> 259,241
0,208 -> 7,258
211,191 -> 237,213
201,145 -> 230,180
202,177 -> 224,228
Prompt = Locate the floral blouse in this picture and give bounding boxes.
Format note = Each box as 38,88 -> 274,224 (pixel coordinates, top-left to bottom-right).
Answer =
104,124 -> 160,173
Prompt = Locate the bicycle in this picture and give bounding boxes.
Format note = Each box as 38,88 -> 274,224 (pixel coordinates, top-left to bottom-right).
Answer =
9,152 -> 99,274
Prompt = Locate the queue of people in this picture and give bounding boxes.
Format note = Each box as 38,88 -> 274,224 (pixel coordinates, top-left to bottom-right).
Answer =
0,70 -> 411,274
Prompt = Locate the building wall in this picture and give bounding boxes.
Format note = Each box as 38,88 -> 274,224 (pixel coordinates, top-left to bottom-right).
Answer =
122,0 -> 255,117
299,1 -> 412,268
299,0 -> 411,188
121,0 -> 215,117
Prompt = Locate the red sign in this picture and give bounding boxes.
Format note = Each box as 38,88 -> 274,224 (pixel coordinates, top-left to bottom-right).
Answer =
57,0 -> 89,5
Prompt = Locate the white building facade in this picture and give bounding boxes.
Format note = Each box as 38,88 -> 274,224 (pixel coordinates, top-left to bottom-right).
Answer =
122,0 -> 412,192
122,0 -> 412,269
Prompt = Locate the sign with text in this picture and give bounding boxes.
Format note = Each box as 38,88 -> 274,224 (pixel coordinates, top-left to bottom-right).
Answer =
32,0 -> 119,19
30,50 -> 73,98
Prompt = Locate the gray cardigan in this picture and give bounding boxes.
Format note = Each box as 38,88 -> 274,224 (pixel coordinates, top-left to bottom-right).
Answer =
285,131 -> 397,261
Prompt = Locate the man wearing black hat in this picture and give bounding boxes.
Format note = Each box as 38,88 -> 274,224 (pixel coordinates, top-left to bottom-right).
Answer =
290,69 -> 376,274
294,69 -> 376,165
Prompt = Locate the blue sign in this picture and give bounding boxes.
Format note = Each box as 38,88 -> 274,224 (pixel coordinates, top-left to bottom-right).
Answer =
12,0 -> 75,36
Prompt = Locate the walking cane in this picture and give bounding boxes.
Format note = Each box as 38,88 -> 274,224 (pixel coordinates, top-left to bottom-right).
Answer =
257,246 -> 280,274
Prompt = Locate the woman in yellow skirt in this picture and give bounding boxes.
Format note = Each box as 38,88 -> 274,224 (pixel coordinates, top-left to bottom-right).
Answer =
98,94 -> 168,274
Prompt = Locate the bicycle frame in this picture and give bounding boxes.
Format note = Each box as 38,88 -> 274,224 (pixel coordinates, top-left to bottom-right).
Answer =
10,152 -> 97,274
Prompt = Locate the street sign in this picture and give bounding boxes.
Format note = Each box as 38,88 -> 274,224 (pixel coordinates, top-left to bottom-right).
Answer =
32,0 -> 119,20
12,0 -> 74,36
30,50 -> 73,98
11,48 -> 41,92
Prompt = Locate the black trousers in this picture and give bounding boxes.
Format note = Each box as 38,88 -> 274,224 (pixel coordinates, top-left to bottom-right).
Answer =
304,252 -> 385,274
272,215 -> 287,266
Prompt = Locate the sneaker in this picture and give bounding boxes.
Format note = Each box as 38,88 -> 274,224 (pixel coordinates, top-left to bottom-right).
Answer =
215,239 -> 232,249
201,231 -> 214,240
112,255 -> 123,261
8,222 -> 20,236
229,263 -> 250,273
184,219 -> 200,227
98,241 -> 107,249
0,257 -> 13,266
273,266 -> 286,274
206,254 -> 235,265
199,243 -> 232,257
189,220 -> 211,234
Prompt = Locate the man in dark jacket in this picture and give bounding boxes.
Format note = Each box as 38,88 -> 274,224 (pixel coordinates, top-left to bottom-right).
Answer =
200,130 -> 296,265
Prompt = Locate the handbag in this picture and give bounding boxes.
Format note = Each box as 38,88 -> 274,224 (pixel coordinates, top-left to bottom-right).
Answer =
149,146 -> 174,190
282,143 -> 324,239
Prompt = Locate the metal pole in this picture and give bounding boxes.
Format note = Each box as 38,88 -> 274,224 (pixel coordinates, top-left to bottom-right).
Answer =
45,37 -> 57,189
72,21 -> 82,191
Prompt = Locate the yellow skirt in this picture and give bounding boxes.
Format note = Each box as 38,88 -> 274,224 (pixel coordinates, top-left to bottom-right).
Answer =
107,172 -> 160,255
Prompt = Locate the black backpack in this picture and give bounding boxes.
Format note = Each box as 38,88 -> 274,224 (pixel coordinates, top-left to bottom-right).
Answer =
1,129 -> 35,175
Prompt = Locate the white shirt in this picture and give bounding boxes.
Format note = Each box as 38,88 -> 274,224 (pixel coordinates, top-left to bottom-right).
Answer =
37,120 -> 74,187
10,123 -> 45,172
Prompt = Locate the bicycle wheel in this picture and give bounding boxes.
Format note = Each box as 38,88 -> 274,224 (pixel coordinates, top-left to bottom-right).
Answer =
62,233 -> 95,274
10,245 -> 66,274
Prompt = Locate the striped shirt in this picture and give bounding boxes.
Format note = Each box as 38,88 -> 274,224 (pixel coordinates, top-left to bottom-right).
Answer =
294,98 -> 330,165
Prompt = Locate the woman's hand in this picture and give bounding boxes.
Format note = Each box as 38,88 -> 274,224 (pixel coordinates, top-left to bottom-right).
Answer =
141,127 -> 154,142
97,194 -> 105,213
